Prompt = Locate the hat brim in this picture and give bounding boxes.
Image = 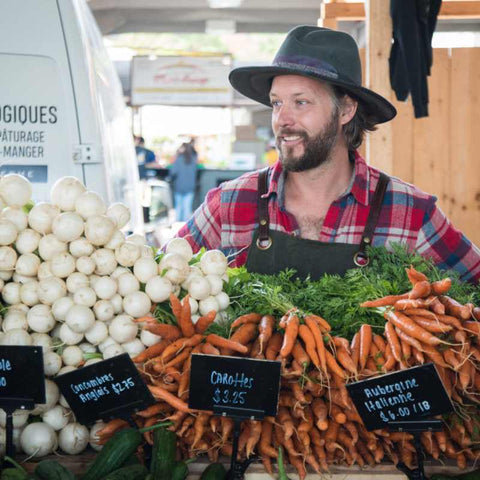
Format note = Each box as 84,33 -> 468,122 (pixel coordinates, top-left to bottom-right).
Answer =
229,66 -> 396,124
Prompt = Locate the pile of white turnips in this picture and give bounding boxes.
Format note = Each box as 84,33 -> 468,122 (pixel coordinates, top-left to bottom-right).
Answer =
0,174 -> 230,457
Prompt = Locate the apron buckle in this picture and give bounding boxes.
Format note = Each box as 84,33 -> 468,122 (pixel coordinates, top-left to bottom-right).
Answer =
256,236 -> 272,250
353,251 -> 369,267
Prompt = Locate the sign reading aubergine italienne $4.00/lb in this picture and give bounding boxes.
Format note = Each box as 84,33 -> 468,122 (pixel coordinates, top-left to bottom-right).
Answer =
0,346 -> 46,405
54,353 -> 155,425
346,363 -> 453,431
188,354 -> 281,419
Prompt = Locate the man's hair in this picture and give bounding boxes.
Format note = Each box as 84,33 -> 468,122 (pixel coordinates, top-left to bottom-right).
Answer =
330,86 -> 378,151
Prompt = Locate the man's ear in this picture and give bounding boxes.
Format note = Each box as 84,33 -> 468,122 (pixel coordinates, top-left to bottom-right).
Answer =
340,95 -> 358,125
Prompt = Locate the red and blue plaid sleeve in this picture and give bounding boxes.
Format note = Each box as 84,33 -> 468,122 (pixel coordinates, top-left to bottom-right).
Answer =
416,200 -> 480,283
176,186 -> 222,253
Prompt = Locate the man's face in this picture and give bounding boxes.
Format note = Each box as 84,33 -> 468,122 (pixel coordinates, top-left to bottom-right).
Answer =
270,75 -> 341,172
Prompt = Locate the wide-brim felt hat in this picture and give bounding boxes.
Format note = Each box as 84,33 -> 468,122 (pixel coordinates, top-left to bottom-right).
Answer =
229,25 -> 396,124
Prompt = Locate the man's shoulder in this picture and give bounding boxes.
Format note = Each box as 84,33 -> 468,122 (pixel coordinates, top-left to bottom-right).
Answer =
369,165 -> 435,205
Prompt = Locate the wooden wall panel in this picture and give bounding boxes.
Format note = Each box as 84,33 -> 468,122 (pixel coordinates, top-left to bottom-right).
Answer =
360,47 -> 480,245
412,49 -> 451,217
449,48 -> 480,241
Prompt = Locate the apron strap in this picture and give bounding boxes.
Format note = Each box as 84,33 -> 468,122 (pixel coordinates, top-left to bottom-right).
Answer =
257,168 -> 272,249
354,171 -> 390,266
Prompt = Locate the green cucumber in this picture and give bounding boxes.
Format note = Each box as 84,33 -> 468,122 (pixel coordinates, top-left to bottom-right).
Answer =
0,469 -> 28,480
149,427 -> 176,479
101,464 -> 148,480
35,459 -> 76,480
81,422 -> 171,480
199,463 -> 227,480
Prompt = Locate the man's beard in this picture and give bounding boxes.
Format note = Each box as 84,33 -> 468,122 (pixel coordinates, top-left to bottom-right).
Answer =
277,107 -> 339,173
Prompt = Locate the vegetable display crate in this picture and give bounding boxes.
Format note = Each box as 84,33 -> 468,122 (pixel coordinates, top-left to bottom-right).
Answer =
19,454 -> 471,479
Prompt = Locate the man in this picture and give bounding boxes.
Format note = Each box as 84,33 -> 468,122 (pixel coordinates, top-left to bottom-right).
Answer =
177,26 -> 480,283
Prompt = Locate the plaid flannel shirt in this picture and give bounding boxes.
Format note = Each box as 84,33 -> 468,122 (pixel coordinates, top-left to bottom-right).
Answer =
177,151 -> 480,283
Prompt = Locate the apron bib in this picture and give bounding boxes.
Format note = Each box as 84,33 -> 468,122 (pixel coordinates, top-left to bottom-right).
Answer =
245,168 -> 389,279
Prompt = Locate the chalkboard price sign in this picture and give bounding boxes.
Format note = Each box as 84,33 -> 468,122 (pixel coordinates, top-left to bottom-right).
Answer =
0,346 -> 45,405
346,363 -> 453,431
54,353 -> 154,425
189,354 -> 281,419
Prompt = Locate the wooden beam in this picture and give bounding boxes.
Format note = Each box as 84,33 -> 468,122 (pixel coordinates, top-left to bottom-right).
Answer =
365,0 -> 393,172
322,1 -> 480,21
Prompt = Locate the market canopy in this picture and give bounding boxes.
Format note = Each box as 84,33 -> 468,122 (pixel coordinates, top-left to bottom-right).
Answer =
88,0 -> 322,35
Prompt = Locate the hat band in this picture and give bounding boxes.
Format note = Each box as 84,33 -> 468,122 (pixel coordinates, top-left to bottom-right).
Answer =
273,56 -> 339,81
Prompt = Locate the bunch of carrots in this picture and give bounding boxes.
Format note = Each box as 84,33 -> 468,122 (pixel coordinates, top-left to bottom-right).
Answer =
94,267 -> 480,479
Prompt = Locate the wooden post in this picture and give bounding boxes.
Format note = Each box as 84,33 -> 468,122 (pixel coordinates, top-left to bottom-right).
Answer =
318,0 -> 339,29
365,0 -> 393,172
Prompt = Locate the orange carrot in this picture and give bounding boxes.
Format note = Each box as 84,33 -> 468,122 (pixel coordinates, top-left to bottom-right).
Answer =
160,334 -> 204,363
96,418 -> 128,438
169,293 -> 183,322
359,324 -> 372,370
360,293 -> 409,308
155,347 -> 192,372
265,332 -> 283,360
259,421 -> 277,458
437,314 -> 464,330
431,278 -> 452,295
148,385 -> 192,412
132,339 -> 170,363
325,350 -> 346,379
206,333 -> 248,354
411,346 -> 425,364
410,315 -> 452,334
193,311 -> 216,335
137,403 -> 168,418
429,297 -> 446,315
336,347 -> 357,375
144,322 -> 182,340
298,324 -> 320,368
438,296 -> 472,320
230,322 -> 258,345
406,266 -> 429,284
230,313 -> 262,330
257,315 -> 275,354
421,344 -> 449,369
331,336 -> 350,351
385,310 -> 442,346
179,294 -> 195,337
133,314 -> 155,323
201,342 -> 220,355
280,314 -> 299,358
394,326 -> 423,352
330,403 -> 347,424
177,354 -> 192,400
383,343 -> 396,371
403,308 -> 438,320
305,316 -> 327,373
394,299 -> 425,310
350,332 -> 360,369
373,334 -> 387,352
311,398 -> 328,431
305,314 -> 331,333
408,280 -> 431,299
291,340 -> 310,367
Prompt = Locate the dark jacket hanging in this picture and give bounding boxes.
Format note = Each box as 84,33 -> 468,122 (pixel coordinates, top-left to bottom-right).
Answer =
389,0 -> 442,118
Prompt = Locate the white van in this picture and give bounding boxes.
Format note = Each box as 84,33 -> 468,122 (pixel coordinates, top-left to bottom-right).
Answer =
0,0 -> 143,232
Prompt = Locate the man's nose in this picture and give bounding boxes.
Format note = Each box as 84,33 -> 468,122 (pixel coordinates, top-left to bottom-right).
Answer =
275,104 -> 295,128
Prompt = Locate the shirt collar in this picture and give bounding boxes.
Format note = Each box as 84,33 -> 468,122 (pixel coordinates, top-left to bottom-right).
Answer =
265,150 -> 371,207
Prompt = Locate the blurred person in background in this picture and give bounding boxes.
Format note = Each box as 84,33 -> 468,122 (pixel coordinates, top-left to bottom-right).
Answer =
170,142 -> 198,222
134,136 -> 156,180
